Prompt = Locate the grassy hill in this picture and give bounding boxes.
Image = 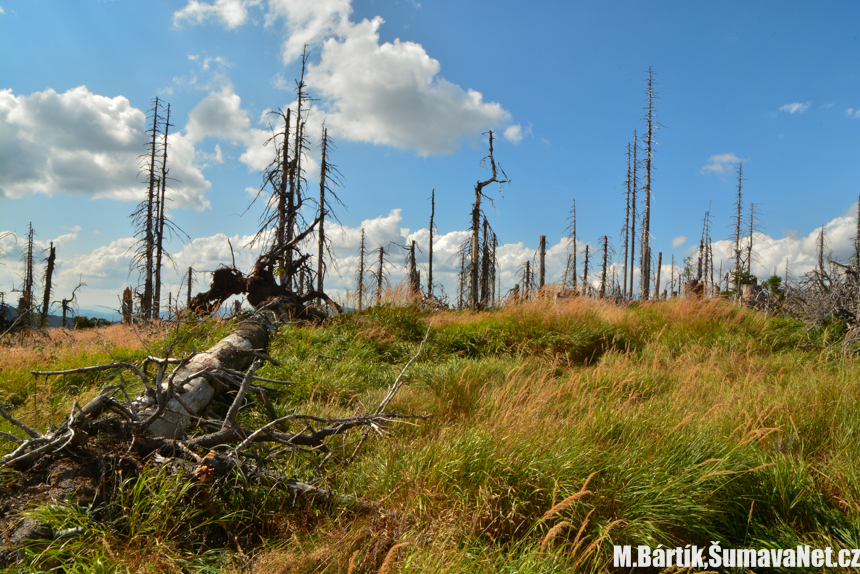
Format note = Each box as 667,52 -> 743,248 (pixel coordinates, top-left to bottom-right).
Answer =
1,297 -> 858,573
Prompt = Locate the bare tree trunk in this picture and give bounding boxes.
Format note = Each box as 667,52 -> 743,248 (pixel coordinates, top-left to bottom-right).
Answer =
428,189 -> 435,297
599,236 -> 609,298
317,126 -> 328,301
733,162 -> 745,292
19,223 -> 36,327
746,202 -> 756,277
470,194 -> 481,308
480,217 -> 490,307
122,287 -> 132,325
458,251 -> 465,310
142,97 -> 160,320
408,241 -> 419,298
641,69 -> 655,300
131,322 -> 269,439
623,142 -> 632,300
153,104 -> 171,320
566,199 -> 578,291
39,242 -> 56,328
697,238 -> 704,281
582,245 -> 590,295
655,251 -> 662,299
709,243 -> 715,291
524,261 -> 531,300
285,51 -> 310,290
356,229 -> 366,312
670,255 -> 675,298
470,131 -> 507,309
539,234 -> 546,294
855,194 -> 860,267
629,131 -> 638,299
186,267 -> 193,309
377,247 -> 385,304
277,109 -> 292,283
818,225 -> 825,273
491,233 -> 497,307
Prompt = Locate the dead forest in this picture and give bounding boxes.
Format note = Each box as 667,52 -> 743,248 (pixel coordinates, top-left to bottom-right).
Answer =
2,62 -> 860,570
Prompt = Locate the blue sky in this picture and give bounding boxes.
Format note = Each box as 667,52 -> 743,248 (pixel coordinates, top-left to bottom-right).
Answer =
1,0 -> 858,312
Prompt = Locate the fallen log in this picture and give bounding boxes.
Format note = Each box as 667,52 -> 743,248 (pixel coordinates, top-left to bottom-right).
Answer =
0,306 -> 428,567
132,320 -> 269,439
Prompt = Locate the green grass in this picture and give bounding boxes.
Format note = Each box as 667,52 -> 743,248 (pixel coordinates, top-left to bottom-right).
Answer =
2,297 -> 860,573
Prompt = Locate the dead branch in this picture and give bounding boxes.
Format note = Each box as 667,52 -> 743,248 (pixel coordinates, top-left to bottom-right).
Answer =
0,305 -> 428,567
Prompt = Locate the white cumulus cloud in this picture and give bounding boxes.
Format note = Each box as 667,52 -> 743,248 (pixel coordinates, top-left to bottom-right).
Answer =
504,124 -> 524,144
173,0 -> 518,156
307,17 -> 510,155
779,101 -> 811,114
173,0 -> 256,29
672,236 -> 687,248
0,86 -> 213,209
701,153 -> 742,175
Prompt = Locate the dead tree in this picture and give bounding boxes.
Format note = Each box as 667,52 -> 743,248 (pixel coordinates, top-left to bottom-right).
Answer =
817,225 -> 827,273
15,223 -> 36,328
356,229 -> 367,311
731,162 -> 745,293
517,260 -> 533,300
745,202 -> 762,278
480,217 -> 492,306
469,131 -> 509,310
248,48 -> 313,291
428,189 -> 436,297
403,240 -> 421,300
59,280 -> 84,329
122,287 -> 133,325
709,242 -> 715,292
655,251 -> 662,299
491,233 -> 498,306
622,142 -> 632,300
854,194 -> 860,267
315,124 -> 344,303
582,245 -> 591,296
131,97 -> 163,320
629,130 -> 639,299
598,236 -> 613,298
670,254 -> 676,297
153,103 -> 173,319
640,68 -> 658,300
564,200 -> 578,290
39,242 -> 56,329
696,237 -> 704,283
458,251 -> 466,310
189,223 -> 342,320
538,234 -> 546,293
250,107 -> 292,276
369,247 -> 391,305
697,206 -> 713,291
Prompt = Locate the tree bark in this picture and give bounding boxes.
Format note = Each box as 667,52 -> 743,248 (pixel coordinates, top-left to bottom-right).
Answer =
131,322 -> 269,439
428,189 -> 435,297
39,242 -> 55,329
538,234 -> 546,293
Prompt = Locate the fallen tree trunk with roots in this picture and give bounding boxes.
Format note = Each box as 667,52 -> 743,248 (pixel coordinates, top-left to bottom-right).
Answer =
0,303 -> 428,566
188,229 -> 344,320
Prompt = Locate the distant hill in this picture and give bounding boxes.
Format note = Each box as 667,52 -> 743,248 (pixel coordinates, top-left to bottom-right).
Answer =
0,303 -> 117,328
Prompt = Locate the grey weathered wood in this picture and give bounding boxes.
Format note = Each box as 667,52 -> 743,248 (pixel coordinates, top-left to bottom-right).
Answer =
132,322 -> 268,439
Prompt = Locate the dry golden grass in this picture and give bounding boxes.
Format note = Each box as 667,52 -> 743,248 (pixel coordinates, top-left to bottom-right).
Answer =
0,323 -> 160,373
